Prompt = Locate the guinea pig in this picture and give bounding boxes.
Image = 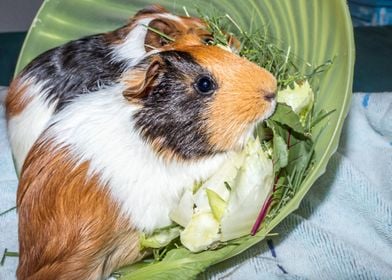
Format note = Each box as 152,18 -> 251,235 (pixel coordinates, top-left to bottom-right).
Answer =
16,44 -> 277,280
5,4 -> 221,174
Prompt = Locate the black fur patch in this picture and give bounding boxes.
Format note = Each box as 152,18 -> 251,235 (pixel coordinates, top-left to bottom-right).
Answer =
21,32 -> 128,112
133,51 -> 222,160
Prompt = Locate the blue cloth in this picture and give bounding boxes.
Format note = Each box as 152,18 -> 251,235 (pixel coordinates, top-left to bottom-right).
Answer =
0,87 -> 19,279
1,88 -> 391,279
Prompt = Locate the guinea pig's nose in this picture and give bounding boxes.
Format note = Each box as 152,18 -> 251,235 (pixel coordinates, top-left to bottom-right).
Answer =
263,91 -> 276,102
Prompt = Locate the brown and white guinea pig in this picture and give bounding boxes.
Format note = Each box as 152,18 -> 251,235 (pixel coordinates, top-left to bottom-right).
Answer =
5,4 -> 224,174
16,42 -> 277,280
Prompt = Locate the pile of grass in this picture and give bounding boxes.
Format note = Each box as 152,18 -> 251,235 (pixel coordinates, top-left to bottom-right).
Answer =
199,11 -> 332,90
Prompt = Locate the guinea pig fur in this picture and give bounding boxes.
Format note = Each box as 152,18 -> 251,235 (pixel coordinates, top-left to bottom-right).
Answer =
17,45 -> 277,280
6,4 -> 215,174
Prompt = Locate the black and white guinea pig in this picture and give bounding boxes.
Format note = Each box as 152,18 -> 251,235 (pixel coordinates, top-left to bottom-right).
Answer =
16,43 -> 277,280
6,4 -> 220,173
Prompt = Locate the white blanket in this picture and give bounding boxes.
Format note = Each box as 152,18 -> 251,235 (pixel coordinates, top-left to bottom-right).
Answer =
1,88 -> 391,279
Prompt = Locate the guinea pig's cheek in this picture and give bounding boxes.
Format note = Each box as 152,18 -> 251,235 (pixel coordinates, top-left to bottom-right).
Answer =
203,91 -> 268,152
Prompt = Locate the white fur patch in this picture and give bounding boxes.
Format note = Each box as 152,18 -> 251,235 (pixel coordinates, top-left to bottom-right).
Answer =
8,79 -> 57,173
46,84 -> 226,233
112,17 -> 154,65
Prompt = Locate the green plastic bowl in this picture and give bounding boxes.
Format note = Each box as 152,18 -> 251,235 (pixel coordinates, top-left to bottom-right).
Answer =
15,0 -> 355,278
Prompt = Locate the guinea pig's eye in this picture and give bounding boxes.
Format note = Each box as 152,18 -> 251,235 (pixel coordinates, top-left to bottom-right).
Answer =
194,76 -> 216,96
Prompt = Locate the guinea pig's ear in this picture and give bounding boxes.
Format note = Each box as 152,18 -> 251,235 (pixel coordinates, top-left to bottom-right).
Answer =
134,4 -> 168,17
123,56 -> 163,101
144,18 -> 178,51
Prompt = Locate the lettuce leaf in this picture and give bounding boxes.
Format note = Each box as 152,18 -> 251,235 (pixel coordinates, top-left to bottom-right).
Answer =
277,81 -> 314,125
220,138 -> 274,241
180,211 -> 220,252
140,227 -> 181,249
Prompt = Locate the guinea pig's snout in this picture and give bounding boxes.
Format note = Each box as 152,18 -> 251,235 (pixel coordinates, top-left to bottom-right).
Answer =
256,70 -> 277,120
263,90 -> 277,102
260,71 -> 277,102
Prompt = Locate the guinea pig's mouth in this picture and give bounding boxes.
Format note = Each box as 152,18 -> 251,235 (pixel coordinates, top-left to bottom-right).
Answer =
237,99 -> 277,148
262,98 -> 277,121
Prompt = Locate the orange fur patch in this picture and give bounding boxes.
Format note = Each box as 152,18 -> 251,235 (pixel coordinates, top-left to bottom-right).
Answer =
17,140 -> 144,280
5,77 -> 31,119
183,46 -> 277,151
